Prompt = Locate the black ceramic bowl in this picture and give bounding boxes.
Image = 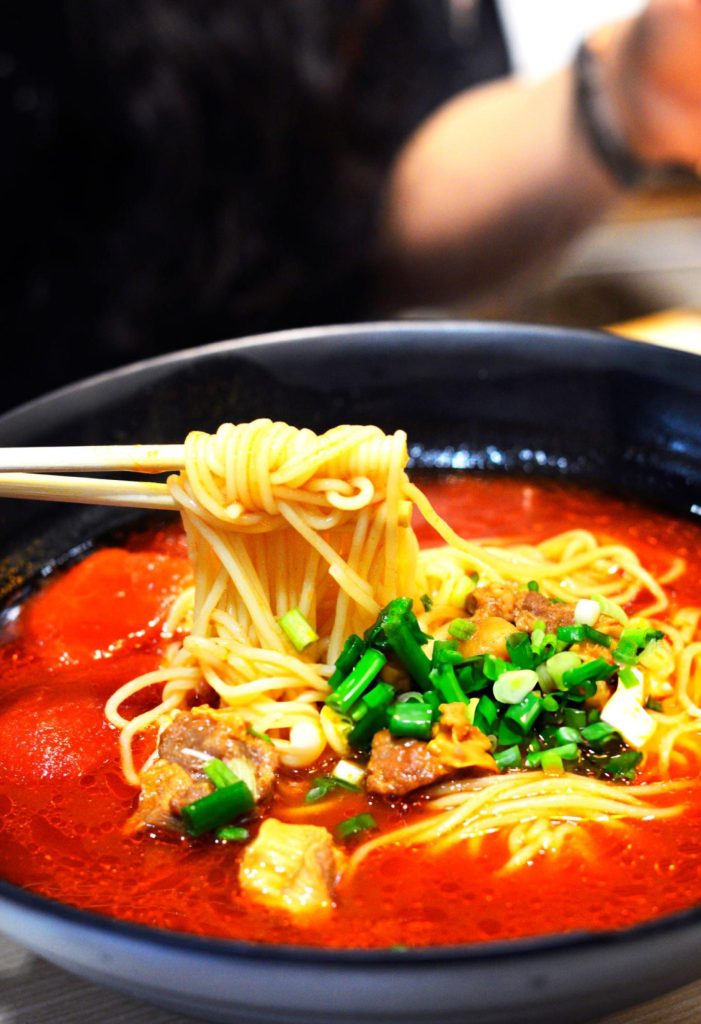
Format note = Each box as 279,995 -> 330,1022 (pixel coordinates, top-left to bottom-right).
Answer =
0,322 -> 700,1024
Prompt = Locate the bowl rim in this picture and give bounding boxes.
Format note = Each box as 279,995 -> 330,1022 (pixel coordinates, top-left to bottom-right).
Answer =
1,319 -> 700,967
0,317 -> 688,434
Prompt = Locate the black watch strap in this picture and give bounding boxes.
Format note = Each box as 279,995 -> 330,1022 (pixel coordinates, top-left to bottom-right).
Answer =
573,40 -> 649,189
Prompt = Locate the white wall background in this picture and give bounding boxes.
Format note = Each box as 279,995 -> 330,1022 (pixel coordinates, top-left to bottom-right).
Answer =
496,0 -> 646,77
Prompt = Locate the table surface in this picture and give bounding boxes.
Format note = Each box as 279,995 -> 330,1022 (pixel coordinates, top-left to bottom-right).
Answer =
3,310 -> 701,1024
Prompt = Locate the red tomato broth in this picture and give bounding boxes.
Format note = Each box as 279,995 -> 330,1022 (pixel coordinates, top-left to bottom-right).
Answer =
1,478 -> 701,947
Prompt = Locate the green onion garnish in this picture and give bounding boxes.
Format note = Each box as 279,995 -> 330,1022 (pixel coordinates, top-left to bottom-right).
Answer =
347,681 -> 395,749
305,775 -> 362,804
554,726 -> 582,746
430,662 -> 470,706
503,692 -> 542,734
562,658 -> 615,689
495,745 -> 522,771
473,694 -> 498,735
420,593 -> 433,612
527,580 -> 540,592
279,608 -> 319,652
527,742 -> 578,767
447,618 -> 477,641
181,781 -> 254,837
580,721 -> 617,744
619,666 -> 640,689
483,655 -> 510,681
505,632 -> 536,670
326,649 -> 387,714
603,750 -> 643,780
216,826 -> 249,842
204,758 -> 240,790
247,726 -> 274,745
564,707 -> 587,730
544,651 -> 582,688
388,702 -> 434,740
493,668 -> 539,705
328,634 -> 366,690
335,813 -> 378,842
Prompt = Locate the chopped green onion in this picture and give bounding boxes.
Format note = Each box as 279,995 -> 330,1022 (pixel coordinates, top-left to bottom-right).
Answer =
527,580 -> 540,592
545,651 -> 583,688
495,745 -> 522,771
646,697 -> 663,712
603,750 -> 643,779
542,694 -> 559,713
581,721 -> 617,744
540,751 -> 564,774
279,608 -> 319,652
613,627 -> 665,666
564,707 -> 587,730
326,649 -> 387,714
619,666 -> 641,689
335,813 -> 378,842
554,726 -> 582,745
556,624 -> 612,648
483,655 -> 511,681
456,664 -> 479,694
527,742 -> 578,767
305,775 -> 361,804
247,726 -> 274,745
447,618 -> 477,641
347,682 -> 395,748
328,634 -> 366,690
430,662 -> 469,705
388,702 -> 434,740
181,781 -> 254,837
493,668 -> 539,705
496,717 -> 523,747
505,632 -> 535,670
562,658 -> 615,689
473,694 -> 498,735
216,826 -> 249,842
420,593 -> 433,612
593,594 -> 628,625
384,614 -> 433,690
204,758 -> 240,790
431,639 -> 464,666
503,692 -> 542,734
422,689 -> 442,720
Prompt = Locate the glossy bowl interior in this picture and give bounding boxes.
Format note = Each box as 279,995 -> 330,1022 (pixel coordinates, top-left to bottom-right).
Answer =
1,321 -> 701,1024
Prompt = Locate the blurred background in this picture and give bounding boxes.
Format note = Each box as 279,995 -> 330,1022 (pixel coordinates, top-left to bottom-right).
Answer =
457,0 -> 701,329
2,0 -> 700,413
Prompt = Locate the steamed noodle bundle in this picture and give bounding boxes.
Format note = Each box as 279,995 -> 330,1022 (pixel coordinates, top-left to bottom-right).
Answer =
105,419 -> 701,872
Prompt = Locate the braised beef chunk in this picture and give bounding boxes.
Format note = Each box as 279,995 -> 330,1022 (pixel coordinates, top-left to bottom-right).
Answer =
126,760 -> 209,834
466,582 -> 520,621
239,819 -> 345,917
158,711 -> 278,800
513,590 -> 575,633
366,729 -> 452,796
129,710 -> 280,835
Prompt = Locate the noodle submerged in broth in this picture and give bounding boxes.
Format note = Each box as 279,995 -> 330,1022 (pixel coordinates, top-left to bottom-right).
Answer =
2,420 -> 701,944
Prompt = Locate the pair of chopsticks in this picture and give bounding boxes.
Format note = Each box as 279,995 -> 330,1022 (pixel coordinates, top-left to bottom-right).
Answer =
0,445 -> 186,510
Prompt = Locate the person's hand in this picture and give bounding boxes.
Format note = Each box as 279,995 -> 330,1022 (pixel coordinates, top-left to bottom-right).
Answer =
594,0 -> 701,170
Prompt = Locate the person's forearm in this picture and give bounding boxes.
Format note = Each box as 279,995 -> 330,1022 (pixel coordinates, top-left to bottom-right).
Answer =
378,66 -> 620,307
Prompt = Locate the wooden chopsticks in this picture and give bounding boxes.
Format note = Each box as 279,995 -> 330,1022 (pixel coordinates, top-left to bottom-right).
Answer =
0,445 -> 186,510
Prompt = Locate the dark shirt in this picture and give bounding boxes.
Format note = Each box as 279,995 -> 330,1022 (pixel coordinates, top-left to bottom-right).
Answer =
0,1 -> 508,409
